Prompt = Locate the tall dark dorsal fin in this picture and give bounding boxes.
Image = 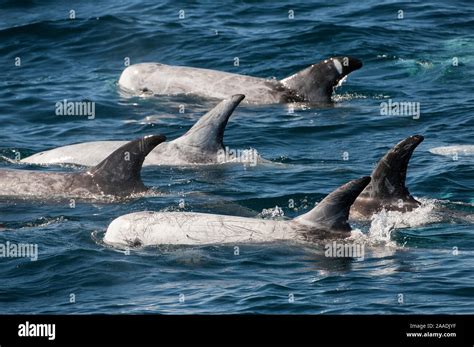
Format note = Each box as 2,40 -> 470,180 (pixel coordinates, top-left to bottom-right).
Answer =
295,177 -> 371,232
361,135 -> 424,201
87,135 -> 166,195
280,56 -> 363,103
175,94 -> 245,151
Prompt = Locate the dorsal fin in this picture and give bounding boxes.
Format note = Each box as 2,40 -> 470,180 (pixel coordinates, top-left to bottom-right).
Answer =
295,177 -> 371,232
280,56 -> 362,103
174,94 -> 245,151
87,135 -> 166,195
360,135 -> 423,201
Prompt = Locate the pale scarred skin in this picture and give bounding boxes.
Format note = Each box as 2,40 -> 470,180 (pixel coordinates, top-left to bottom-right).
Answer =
118,57 -> 363,104
104,177 -> 371,247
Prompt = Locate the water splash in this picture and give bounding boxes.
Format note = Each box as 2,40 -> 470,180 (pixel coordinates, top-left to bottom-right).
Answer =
352,198 -> 440,248
258,205 -> 285,219
333,92 -> 393,103
348,199 -> 442,249
373,198 -> 441,229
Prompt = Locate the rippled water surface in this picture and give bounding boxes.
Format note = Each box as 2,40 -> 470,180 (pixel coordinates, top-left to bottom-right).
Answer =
0,0 -> 473,314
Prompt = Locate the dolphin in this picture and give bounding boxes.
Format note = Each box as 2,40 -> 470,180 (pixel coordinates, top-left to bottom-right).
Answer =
0,135 -> 166,200
21,95 -> 250,167
350,135 -> 424,220
118,57 -> 363,104
103,176 -> 371,247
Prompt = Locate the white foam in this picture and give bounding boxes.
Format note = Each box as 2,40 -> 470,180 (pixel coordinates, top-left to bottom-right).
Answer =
258,205 -> 285,218
348,226 -> 397,249
368,198 -> 440,242
348,198 -> 441,249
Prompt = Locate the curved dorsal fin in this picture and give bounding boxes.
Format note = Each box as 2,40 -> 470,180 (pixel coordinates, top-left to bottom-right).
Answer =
87,134 -> 166,195
296,176 -> 371,232
174,94 -> 245,151
361,135 -> 423,201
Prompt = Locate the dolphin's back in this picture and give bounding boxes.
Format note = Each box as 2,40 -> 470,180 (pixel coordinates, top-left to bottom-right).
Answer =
2,135 -> 166,200
0,169 -> 85,198
118,57 -> 363,104
104,211 -> 295,246
21,141 -> 126,166
118,63 -> 283,103
22,140 -> 222,167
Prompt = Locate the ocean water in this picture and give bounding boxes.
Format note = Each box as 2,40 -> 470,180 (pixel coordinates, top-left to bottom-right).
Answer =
0,0 -> 473,314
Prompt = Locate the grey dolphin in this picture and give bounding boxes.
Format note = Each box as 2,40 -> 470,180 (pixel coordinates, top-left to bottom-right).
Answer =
350,135 -> 424,220
104,177 -> 371,246
118,57 -> 363,104
0,135 -> 166,200
21,95 -> 251,167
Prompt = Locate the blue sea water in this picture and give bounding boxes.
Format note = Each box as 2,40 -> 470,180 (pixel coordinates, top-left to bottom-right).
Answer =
0,0 -> 473,314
